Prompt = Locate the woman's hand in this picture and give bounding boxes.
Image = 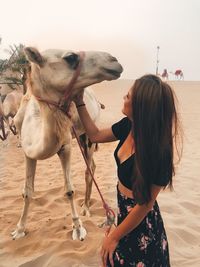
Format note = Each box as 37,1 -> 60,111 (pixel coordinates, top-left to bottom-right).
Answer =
73,89 -> 84,106
101,233 -> 119,267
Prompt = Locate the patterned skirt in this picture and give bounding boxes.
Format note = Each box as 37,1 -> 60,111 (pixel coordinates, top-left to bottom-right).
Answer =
107,185 -> 170,267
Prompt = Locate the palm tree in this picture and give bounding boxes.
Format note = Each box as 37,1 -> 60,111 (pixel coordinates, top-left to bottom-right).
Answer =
0,43 -> 29,93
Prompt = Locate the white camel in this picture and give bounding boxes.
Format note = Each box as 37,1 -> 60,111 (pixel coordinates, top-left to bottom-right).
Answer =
0,87 -> 23,141
12,47 -> 123,241
0,71 -> 22,101
0,93 -> 10,140
3,88 -> 23,131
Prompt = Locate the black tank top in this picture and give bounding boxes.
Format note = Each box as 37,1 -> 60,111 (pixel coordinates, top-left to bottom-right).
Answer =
112,117 -> 170,189
112,117 -> 134,190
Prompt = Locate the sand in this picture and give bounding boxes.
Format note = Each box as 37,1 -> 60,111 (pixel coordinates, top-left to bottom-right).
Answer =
0,80 -> 200,267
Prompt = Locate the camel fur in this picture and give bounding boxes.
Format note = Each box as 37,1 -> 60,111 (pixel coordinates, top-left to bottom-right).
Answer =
12,47 -> 123,241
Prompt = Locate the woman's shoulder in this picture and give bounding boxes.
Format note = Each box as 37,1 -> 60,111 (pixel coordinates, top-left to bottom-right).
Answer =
112,117 -> 132,140
114,116 -> 131,127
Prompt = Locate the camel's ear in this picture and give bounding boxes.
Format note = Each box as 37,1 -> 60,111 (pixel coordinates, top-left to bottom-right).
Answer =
24,47 -> 44,66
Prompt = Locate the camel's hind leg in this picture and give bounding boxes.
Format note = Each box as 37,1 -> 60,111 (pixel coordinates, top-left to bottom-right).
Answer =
57,144 -> 87,241
79,134 -> 96,217
11,156 -> 37,239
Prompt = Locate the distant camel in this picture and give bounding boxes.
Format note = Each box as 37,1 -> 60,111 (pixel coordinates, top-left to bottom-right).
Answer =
170,69 -> 184,80
0,69 -> 22,101
161,69 -> 168,80
12,47 -> 123,241
0,95 -> 9,140
175,69 -> 184,80
0,87 -> 23,141
3,89 -> 23,126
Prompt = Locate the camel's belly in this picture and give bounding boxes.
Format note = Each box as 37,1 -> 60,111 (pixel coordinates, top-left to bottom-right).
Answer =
22,137 -> 61,160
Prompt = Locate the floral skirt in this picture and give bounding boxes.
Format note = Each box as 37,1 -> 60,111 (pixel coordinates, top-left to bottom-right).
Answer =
107,186 -> 170,267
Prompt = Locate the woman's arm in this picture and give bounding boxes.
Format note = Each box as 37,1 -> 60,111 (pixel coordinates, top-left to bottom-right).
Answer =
75,92 -> 117,143
110,185 -> 162,241
101,185 -> 163,266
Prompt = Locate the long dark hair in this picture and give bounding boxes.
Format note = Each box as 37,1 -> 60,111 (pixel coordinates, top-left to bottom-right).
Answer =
131,74 -> 182,205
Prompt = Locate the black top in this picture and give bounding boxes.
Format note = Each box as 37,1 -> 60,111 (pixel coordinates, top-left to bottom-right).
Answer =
112,117 -> 134,189
112,117 -> 170,190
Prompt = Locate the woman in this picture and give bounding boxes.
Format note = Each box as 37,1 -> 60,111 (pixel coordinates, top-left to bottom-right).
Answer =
74,74 -> 182,267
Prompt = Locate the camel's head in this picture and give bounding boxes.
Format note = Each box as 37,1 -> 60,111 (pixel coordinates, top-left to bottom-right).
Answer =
24,47 -> 123,98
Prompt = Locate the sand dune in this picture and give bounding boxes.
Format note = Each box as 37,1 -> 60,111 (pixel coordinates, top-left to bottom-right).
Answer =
0,80 -> 200,266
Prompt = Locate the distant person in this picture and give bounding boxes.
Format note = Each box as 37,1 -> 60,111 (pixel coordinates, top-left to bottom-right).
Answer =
161,68 -> 169,80
74,74 -> 182,267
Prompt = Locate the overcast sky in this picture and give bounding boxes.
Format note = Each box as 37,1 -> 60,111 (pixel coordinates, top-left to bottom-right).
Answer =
0,0 -> 200,80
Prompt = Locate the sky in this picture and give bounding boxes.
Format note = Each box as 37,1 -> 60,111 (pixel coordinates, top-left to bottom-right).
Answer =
0,0 -> 200,80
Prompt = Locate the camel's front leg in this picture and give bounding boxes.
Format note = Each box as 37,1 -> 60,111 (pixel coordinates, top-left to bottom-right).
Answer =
57,144 -> 87,241
11,156 -> 37,239
80,135 -> 96,217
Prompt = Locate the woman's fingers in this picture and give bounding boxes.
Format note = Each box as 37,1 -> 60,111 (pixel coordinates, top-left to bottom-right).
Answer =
101,249 -> 114,267
109,252 -> 114,267
103,250 -> 108,266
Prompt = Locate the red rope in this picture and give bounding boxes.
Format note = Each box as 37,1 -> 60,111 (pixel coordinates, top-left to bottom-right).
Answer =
71,124 -> 116,227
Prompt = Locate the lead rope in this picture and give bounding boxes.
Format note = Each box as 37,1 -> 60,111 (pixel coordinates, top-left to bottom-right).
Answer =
70,120 -> 116,231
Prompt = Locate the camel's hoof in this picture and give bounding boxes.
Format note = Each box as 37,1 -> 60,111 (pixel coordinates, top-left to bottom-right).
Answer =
80,203 -> 91,217
72,226 -> 87,241
11,229 -> 26,240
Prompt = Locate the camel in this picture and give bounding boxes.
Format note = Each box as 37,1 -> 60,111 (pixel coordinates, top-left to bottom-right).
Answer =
161,69 -> 168,80
0,70 -> 22,101
174,69 -> 184,80
0,96 -> 7,140
170,69 -> 184,80
12,47 -> 123,241
0,87 -> 23,141
0,84 -> 13,102
3,88 -> 23,126
0,92 -> 10,140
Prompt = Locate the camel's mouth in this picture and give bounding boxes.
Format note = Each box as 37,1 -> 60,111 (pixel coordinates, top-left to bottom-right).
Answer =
103,67 -> 123,78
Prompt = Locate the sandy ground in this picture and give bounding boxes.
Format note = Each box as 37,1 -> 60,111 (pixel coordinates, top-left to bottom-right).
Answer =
0,80 -> 200,267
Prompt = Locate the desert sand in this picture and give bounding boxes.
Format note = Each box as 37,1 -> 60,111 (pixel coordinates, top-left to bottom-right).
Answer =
0,80 -> 200,267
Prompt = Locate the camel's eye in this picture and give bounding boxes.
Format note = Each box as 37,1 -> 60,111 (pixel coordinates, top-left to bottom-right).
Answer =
63,53 -> 79,69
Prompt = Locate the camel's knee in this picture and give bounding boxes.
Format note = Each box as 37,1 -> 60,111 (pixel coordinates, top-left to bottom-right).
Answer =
72,217 -> 81,228
65,190 -> 74,199
22,187 -> 33,199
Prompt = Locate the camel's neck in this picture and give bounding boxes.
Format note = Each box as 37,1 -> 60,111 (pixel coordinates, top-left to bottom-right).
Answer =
21,95 -> 72,159
26,79 -> 71,131
37,96 -> 71,139
28,68 -> 64,105
31,84 -> 62,105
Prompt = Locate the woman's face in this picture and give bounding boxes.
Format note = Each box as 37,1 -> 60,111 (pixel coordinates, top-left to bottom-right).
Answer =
122,87 -> 133,120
